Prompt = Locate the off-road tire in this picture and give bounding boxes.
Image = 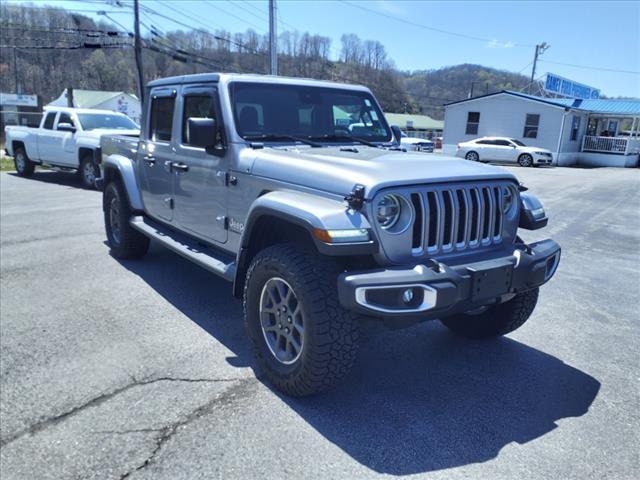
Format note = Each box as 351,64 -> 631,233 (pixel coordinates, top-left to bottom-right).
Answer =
518,153 -> 534,167
104,181 -> 149,259
465,151 -> 480,162
14,147 -> 35,177
79,155 -> 99,189
244,244 -> 359,396
440,287 -> 539,339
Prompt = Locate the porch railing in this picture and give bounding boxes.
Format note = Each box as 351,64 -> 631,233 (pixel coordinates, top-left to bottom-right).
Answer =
581,135 -> 637,154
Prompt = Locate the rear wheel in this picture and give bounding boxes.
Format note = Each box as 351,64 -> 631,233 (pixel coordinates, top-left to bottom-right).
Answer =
14,147 -> 35,177
244,244 -> 359,396
79,155 -> 99,189
104,181 -> 149,259
440,288 -> 539,339
518,153 -> 534,167
465,151 -> 480,162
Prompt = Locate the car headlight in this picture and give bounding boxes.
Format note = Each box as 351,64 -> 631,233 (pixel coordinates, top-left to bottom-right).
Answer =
376,194 -> 402,229
502,186 -> 517,215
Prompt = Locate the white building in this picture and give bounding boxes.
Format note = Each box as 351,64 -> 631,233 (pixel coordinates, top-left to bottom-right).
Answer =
443,91 -> 640,167
48,89 -> 141,124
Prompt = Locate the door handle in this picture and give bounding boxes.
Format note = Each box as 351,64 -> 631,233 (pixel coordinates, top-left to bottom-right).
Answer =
171,162 -> 189,172
142,155 -> 156,166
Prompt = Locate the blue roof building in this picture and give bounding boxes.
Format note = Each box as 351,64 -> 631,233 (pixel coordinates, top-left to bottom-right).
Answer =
443,90 -> 640,167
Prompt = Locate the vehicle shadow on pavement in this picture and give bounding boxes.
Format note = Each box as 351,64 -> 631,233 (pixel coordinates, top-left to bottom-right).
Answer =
116,244 -> 600,475
8,171 -> 90,189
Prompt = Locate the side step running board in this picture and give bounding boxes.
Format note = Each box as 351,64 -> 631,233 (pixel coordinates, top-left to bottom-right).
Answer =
130,216 -> 236,281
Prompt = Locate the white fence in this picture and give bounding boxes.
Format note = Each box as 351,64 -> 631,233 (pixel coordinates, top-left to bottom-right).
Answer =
582,135 -> 640,155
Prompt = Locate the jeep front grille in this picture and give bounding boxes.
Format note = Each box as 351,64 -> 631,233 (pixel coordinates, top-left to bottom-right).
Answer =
409,183 -> 506,255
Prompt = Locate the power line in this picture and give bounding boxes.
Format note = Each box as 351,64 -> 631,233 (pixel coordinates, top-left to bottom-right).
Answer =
201,0 -> 265,32
341,1 -> 533,48
539,59 -> 640,75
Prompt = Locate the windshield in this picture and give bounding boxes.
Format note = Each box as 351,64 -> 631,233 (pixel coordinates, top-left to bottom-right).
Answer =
77,113 -> 139,131
510,139 -> 526,146
230,82 -> 392,143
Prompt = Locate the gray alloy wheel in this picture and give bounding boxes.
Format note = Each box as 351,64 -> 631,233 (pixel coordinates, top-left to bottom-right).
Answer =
15,151 -> 26,173
108,196 -> 122,245
518,154 -> 534,167
465,151 -> 480,162
259,277 -> 304,365
80,157 -> 98,188
13,148 -> 35,177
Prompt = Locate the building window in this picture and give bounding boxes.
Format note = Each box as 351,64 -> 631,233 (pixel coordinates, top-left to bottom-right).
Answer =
149,96 -> 175,142
570,115 -> 581,141
523,114 -> 540,138
465,112 -> 480,135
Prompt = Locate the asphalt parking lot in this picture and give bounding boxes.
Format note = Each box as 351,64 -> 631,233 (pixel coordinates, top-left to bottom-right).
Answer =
1,165 -> 639,479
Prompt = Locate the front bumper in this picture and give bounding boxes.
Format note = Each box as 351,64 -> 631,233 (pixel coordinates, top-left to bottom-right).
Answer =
533,154 -> 553,165
338,239 -> 560,319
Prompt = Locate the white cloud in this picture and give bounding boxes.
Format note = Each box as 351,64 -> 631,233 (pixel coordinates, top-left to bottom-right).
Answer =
487,39 -> 515,49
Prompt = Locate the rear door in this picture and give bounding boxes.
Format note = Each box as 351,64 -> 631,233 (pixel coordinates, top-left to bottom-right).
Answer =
172,85 -> 228,244
139,87 -> 177,222
37,111 -> 59,163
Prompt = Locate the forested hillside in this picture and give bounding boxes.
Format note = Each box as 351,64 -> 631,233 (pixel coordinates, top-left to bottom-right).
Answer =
1,3 -> 531,119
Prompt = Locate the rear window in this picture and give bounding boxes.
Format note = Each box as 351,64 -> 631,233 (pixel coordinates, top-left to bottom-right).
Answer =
42,112 -> 56,130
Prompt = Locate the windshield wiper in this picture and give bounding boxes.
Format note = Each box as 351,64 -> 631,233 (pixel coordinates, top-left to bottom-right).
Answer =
308,133 -> 380,148
243,134 -> 322,147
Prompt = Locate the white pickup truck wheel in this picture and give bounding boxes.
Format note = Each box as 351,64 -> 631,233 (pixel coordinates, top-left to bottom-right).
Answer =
80,156 -> 99,189
14,148 -> 35,178
244,244 -> 359,396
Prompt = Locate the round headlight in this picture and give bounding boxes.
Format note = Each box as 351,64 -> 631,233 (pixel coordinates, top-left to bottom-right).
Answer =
376,194 -> 402,229
502,186 -> 516,214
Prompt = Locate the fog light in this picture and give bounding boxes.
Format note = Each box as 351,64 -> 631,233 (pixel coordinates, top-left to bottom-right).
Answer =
402,288 -> 414,303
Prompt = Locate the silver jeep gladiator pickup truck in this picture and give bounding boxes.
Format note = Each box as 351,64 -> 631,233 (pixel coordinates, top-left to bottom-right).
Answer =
98,73 -> 560,396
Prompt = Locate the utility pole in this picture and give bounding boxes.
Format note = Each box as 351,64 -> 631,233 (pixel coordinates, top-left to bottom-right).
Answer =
269,0 -> 278,75
13,47 -> 21,94
133,0 -> 145,102
529,42 -> 550,94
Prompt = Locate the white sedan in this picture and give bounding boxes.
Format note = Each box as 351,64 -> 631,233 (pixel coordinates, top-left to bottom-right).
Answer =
456,137 -> 553,167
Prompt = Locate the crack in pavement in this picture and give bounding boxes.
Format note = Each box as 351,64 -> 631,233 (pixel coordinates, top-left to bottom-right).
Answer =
0,376 -> 246,448
119,378 -> 257,479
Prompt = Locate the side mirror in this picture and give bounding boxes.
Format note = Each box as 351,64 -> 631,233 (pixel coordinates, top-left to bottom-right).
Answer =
390,125 -> 402,144
519,193 -> 548,230
187,117 -> 221,151
58,122 -> 76,132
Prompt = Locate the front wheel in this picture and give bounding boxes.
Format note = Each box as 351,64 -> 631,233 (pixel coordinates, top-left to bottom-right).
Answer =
79,155 -> 99,189
518,154 -> 534,167
440,288 -> 539,339
14,147 -> 35,177
244,244 -> 359,396
104,181 -> 149,259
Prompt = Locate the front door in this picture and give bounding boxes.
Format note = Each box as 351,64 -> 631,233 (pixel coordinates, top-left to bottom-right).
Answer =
139,88 -> 177,222
493,139 -> 516,161
172,86 -> 228,244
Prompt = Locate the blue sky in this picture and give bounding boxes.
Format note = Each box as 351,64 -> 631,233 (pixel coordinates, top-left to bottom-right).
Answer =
7,0 -> 640,97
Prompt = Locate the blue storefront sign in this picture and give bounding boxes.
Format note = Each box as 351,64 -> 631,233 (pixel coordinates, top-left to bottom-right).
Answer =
544,73 -> 600,99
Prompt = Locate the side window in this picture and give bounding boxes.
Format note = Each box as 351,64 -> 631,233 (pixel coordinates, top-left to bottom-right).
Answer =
570,115 -> 581,141
477,140 -> 493,145
149,96 -> 176,142
182,95 -> 218,146
42,112 -> 56,130
465,112 -> 480,135
495,139 -> 511,146
57,113 -> 74,129
523,114 -> 540,138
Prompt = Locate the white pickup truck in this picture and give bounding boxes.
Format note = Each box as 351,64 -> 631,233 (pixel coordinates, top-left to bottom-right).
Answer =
4,107 -> 139,188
